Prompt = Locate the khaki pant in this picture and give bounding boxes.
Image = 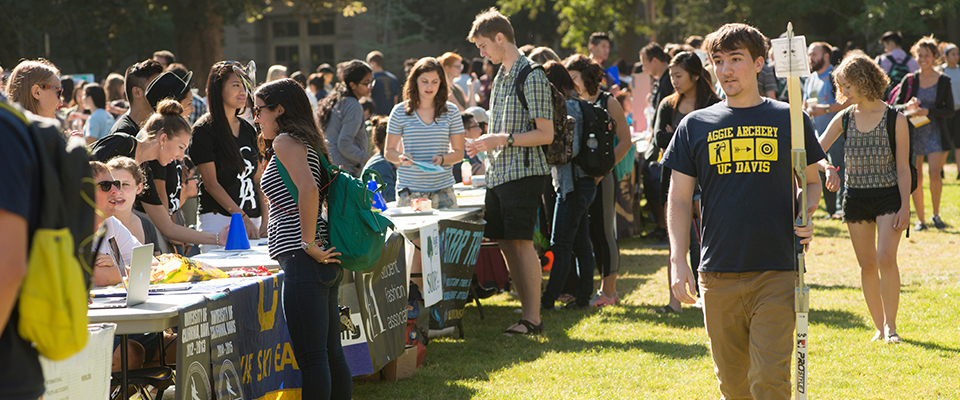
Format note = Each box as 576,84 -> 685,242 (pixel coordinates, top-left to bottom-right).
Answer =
699,271 -> 795,400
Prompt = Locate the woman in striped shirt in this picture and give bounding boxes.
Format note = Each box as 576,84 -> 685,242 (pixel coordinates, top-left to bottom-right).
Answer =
384,57 -> 465,290
255,78 -> 352,399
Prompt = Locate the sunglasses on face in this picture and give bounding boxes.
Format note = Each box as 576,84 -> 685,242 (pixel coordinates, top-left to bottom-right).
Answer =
253,103 -> 277,116
97,180 -> 121,192
38,84 -> 63,97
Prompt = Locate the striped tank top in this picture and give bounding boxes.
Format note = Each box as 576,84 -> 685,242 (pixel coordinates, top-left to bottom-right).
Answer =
844,110 -> 898,189
261,134 -> 331,258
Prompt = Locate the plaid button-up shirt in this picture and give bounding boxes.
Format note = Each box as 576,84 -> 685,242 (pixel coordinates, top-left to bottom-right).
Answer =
486,56 -> 552,188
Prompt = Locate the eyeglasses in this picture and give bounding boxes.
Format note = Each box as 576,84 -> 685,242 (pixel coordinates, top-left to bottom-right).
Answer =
97,180 -> 121,192
465,124 -> 480,130
186,177 -> 199,183
358,80 -> 374,89
38,84 -> 63,97
253,104 -> 277,116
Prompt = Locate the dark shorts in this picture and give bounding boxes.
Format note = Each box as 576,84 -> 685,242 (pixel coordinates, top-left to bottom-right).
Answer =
484,175 -> 549,240
842,186 -> 901,224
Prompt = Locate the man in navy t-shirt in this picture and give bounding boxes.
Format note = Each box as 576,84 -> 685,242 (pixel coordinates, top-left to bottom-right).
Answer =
367,51 -> 401,116
0,95 -> 45,399
661,24 -> 823,400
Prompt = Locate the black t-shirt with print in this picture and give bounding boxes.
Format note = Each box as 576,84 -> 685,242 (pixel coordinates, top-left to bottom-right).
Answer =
146,160 -> 183,214
661,99 -> 825,273
190,119 -> 262,218
91,133 -> 163,207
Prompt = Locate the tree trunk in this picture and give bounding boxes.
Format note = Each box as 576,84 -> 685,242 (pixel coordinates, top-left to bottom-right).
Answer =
168,1 -> 224,97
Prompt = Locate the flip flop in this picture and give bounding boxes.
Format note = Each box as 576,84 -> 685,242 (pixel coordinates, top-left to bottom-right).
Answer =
650,305 -> 680,314
885,333 -> 902,344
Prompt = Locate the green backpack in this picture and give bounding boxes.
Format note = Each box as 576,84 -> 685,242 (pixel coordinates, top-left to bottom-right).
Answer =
274,147 -> 394,272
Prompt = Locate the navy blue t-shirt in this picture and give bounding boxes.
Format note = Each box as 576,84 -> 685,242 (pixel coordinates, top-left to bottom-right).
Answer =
0,103 -> 45,399
371,71 -> 400,116
661,99 -> 824,273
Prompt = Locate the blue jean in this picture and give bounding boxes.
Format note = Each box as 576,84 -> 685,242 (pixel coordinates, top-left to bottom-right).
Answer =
277,250 -> 352,400
542,177 -> 597,308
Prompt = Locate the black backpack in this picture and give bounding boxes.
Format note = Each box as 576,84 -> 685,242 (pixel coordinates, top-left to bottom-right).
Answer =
884,54 -> 912,101
515,61 -> 576,166
840,105 -> 918,193
573,92 -> 617,177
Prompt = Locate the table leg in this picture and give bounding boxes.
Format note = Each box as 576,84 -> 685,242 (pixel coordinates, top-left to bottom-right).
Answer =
121,334 -> 128,399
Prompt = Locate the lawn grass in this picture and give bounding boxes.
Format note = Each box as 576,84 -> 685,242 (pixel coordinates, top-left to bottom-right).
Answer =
354,165 -> 960,399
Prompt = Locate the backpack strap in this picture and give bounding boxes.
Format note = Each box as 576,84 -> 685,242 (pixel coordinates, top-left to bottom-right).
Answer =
885,105 -> 899,158
840,105 -> 854,138
514,61 -> 542,112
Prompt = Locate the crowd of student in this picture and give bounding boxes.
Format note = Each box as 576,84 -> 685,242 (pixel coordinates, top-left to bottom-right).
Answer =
0,5 -> 955,399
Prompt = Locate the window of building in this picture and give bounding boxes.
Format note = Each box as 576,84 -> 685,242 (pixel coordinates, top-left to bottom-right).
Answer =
272,20 -> 300,38
307,18 -> 335,36
310,44 -> 335,71
275,45 -> 300,70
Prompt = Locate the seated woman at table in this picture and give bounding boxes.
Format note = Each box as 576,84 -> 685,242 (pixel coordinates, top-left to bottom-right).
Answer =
255,78 -> 352,399
107,156 -> 160,248
91,100 -> 228,250
362,116 -> 398,202
384,57 -> 465,290
89,162 -> 177,372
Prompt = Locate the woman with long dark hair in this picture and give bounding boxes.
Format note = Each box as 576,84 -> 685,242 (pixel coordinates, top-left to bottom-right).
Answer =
540,61 -> 598,310
650,51 -> 722,313
190,62 -> 267,252
563,54 -> 632,308
255,78 -> 351,399
317,60 -> 373,176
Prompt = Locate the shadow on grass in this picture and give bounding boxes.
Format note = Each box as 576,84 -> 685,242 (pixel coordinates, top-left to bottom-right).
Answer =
817,224 -> 849,239
809,283 -> 860,291
618,304 -> 705,330
904,338 -> 960,354
809,308 -> 871,330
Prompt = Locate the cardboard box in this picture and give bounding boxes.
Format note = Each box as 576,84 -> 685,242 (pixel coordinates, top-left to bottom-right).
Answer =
381,345 -> 417,381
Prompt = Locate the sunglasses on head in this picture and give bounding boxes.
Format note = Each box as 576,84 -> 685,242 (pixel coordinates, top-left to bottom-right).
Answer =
97,180 -> 121,192
38,83 -> 63,97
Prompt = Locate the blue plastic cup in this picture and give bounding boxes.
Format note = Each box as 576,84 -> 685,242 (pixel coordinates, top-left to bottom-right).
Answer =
367,178 -> 388,211
225,212 -> 251,250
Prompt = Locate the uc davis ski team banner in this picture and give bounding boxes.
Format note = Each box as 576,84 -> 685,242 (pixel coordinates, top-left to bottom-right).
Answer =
430,219 -> 485,330
354,232 -> 408,373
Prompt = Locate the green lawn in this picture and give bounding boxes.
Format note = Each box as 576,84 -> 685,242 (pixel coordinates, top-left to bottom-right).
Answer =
354,165 -> 960,400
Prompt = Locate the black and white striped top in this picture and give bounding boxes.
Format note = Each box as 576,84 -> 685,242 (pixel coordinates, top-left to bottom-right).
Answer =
261,134 -> 331,259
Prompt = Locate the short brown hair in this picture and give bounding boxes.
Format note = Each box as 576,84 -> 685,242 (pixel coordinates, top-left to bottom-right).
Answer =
563,54 -> 603,97
911,35 -> 941,64
703,23 -> 768,62
366,51 -> 384,66
107,156 -> 147,186
467,8 -> 515,44
833,51 -> 889,103
89,161 -> 110,179
437,52 -> 463,69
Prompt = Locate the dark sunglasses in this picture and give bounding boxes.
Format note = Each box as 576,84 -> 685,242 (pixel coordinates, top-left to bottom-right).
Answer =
38,84 -> 63,97
253,104 -> 277,116
97,180 -> 121,192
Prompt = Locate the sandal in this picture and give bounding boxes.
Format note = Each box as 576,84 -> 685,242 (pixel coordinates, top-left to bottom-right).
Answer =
650,305 -> 680,314
885,333 -> 902,344
503,319 -> 543,336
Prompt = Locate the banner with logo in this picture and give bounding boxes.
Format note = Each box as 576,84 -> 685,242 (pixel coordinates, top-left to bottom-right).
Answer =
429,219 -> 485,330
354,232 -> 407,373
177,301 -> 212,400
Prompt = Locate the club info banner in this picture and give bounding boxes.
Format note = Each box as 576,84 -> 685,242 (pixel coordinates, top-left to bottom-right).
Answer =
353,232 -> 408,373
429,219 -> 485,330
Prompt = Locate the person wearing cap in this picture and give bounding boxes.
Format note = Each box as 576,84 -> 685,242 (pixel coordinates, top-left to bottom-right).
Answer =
465,105 -> 489,135
110,59 -> 165,137
315,63 -> 335,101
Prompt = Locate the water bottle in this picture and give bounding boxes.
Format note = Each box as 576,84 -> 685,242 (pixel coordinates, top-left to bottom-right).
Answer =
461,159 -> 472,185
586,133 -> 598,150
367,178 -> 387,212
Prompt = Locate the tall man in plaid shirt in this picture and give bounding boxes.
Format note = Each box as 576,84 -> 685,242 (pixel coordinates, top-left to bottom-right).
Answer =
466,8 -> 554,336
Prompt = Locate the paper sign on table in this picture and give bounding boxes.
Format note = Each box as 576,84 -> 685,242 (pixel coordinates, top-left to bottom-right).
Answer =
770,35 -> 811,78
40,323 -> 116,400
420,223 -> 443,307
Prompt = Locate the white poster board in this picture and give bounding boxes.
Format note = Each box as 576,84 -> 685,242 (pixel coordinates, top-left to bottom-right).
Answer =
40,323 -> 116,400
420,223 -> 443,307
770,35 -> 811,78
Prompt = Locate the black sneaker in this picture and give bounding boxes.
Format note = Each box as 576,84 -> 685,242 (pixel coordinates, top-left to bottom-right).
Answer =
932,215 -> 947,230
564,302 -> 590,310
914,221 -> 928,231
